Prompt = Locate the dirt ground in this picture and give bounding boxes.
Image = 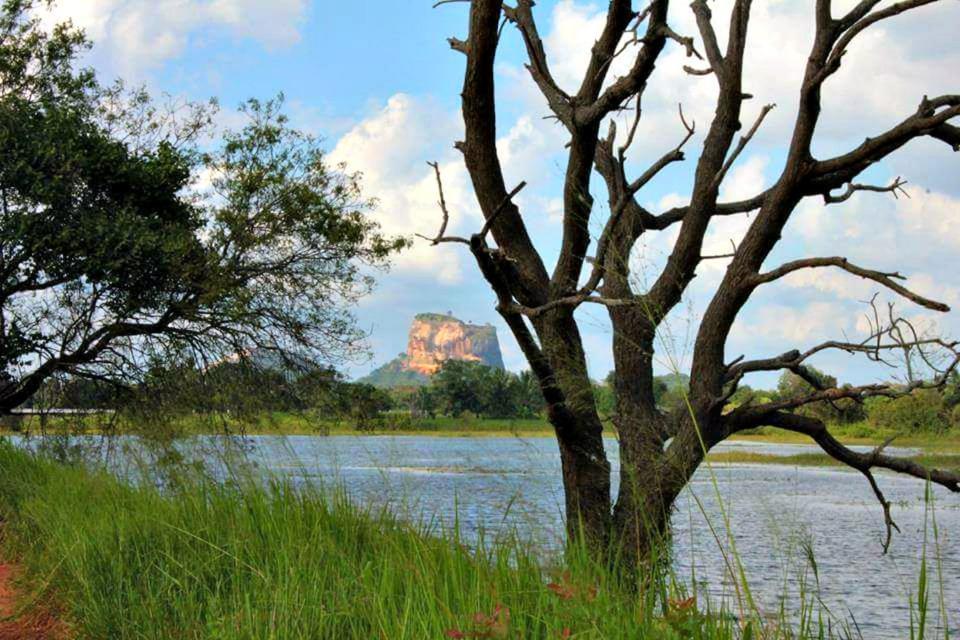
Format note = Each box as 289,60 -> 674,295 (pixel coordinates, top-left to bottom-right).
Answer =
0,563 -> 67,640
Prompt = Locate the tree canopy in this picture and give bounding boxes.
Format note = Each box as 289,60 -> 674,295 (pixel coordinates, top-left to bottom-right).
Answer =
0,1 -> 406,413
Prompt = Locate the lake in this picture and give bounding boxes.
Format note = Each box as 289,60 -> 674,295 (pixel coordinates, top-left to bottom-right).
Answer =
10,434 -> 958,638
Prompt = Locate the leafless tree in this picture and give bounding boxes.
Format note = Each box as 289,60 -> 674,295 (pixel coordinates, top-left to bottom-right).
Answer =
428,0 -> 960,564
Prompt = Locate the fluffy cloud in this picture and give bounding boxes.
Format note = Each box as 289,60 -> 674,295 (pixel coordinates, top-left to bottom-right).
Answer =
328,94 -> 476,284
40,0 -> 307,76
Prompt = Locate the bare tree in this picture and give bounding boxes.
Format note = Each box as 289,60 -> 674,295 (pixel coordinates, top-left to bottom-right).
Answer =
428,0 -> 960,563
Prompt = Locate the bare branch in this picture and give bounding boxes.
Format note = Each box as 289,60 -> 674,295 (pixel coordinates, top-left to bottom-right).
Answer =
447,37 -> 468,54
821,0 -> 945,85
690,0 -> 724,80
478,181 -> 528,240
730,411 -> 959,551
586,105 -> 696,297
930,122 -> 960,151
505,293 -> 646,318
822,176 -> 909,204
811,96 -> 960,185
659,24 -> 703,61
577,1 -> 670,124
683,65 -> 714,77
503,1 -> 573,124
727,296 -> 960,385
754,256 -> 950,312
713,103 -> 776,189
459,0 -> 551,306
626,104 -> 696,195
416,161 -> 470,246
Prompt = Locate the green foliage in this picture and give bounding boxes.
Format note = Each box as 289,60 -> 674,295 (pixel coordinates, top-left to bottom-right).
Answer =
599,371 -> 692,416
774,369 -> 866,425
30,375 -> 128,410
593,382 -> 615,417
1,2 -> 406,412
414,312 -> 459,323
866,390 -> 957,435
357,355 -> 429,388
429,360 -> 543,419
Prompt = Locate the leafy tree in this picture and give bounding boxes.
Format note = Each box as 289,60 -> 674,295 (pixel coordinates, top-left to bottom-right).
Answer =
411,385 -> 440,419
775,369 -> 866,424
866,389 -> 954,435
431,360 -> 486,417
340,383 -> 394,430
427,360 -> 542,419
0,2 -> 405,413
428,0 -> 960,561
513,370 -> 544,418
32,375 -> 128,411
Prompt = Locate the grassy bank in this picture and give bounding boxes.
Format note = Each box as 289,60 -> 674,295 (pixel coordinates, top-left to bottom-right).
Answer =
706,450 -> 960,470
0,443 -> 759,639
0,413 -> 557,438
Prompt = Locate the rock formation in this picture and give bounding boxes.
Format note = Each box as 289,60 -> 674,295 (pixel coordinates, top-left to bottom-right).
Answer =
360,313 -> 504,387
403,313 -> 504,375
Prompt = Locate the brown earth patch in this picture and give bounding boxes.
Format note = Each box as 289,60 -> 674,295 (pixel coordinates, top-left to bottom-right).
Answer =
0,563 -> 69,640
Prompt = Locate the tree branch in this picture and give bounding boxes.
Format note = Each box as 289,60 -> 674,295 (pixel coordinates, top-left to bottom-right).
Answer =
820,0 -> 945,86
811,96 -> 960,186
754,256 -> 950,312
690,0 -> 724,81
729,411 -> 959,551
416,161 -> 470,246
713,103 -> 776,189
822,176 -> 909,204
460,0 -> 551,306
503,1 -> 573,125
577,1 -> 670,125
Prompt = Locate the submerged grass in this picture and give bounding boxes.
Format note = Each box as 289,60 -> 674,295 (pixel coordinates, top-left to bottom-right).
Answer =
0,443 -> 752,640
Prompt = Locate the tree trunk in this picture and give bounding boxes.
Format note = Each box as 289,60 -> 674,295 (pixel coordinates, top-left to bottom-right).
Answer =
534,311 -> 612,549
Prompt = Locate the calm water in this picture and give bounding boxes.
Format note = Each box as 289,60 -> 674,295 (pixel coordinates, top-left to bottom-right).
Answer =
10,434 -> 959,638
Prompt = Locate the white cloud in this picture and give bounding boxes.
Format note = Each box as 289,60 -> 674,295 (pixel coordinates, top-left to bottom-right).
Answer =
40,0 -> 307,76
732,301 -> 852,345
329,94 -> 475,285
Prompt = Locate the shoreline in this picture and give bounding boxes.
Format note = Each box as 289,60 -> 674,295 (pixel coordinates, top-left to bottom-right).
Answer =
3,426 -> 958,471
5,423 -> 957,447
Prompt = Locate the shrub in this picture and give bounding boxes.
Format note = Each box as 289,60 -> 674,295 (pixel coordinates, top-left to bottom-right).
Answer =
866,389 -> 952,434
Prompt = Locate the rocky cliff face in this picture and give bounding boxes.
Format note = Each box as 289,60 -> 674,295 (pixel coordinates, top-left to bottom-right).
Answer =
402,313 -> 504,375
359,313 -> 505,387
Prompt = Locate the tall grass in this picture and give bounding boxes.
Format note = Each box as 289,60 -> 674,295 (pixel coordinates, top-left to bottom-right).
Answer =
0,442 -> 749,639
1,441 -> 949,639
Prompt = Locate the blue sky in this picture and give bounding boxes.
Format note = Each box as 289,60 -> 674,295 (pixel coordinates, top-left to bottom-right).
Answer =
46,0 -> 960,388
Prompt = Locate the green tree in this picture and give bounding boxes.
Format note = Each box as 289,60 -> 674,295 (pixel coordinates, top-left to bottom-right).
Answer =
411,385 -> 440,419
866,388 -> 955,435
428,360 -> 542,419
431,360 -> 486,417
775,369 -> 865,424
0,2 -> 405,413
513,370 -> 544,418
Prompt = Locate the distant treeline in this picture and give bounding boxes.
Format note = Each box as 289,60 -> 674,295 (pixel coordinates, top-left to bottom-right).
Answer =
21,360 -> 960,436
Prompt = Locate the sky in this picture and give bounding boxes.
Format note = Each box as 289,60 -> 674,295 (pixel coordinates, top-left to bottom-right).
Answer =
42,0 -> 960,388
